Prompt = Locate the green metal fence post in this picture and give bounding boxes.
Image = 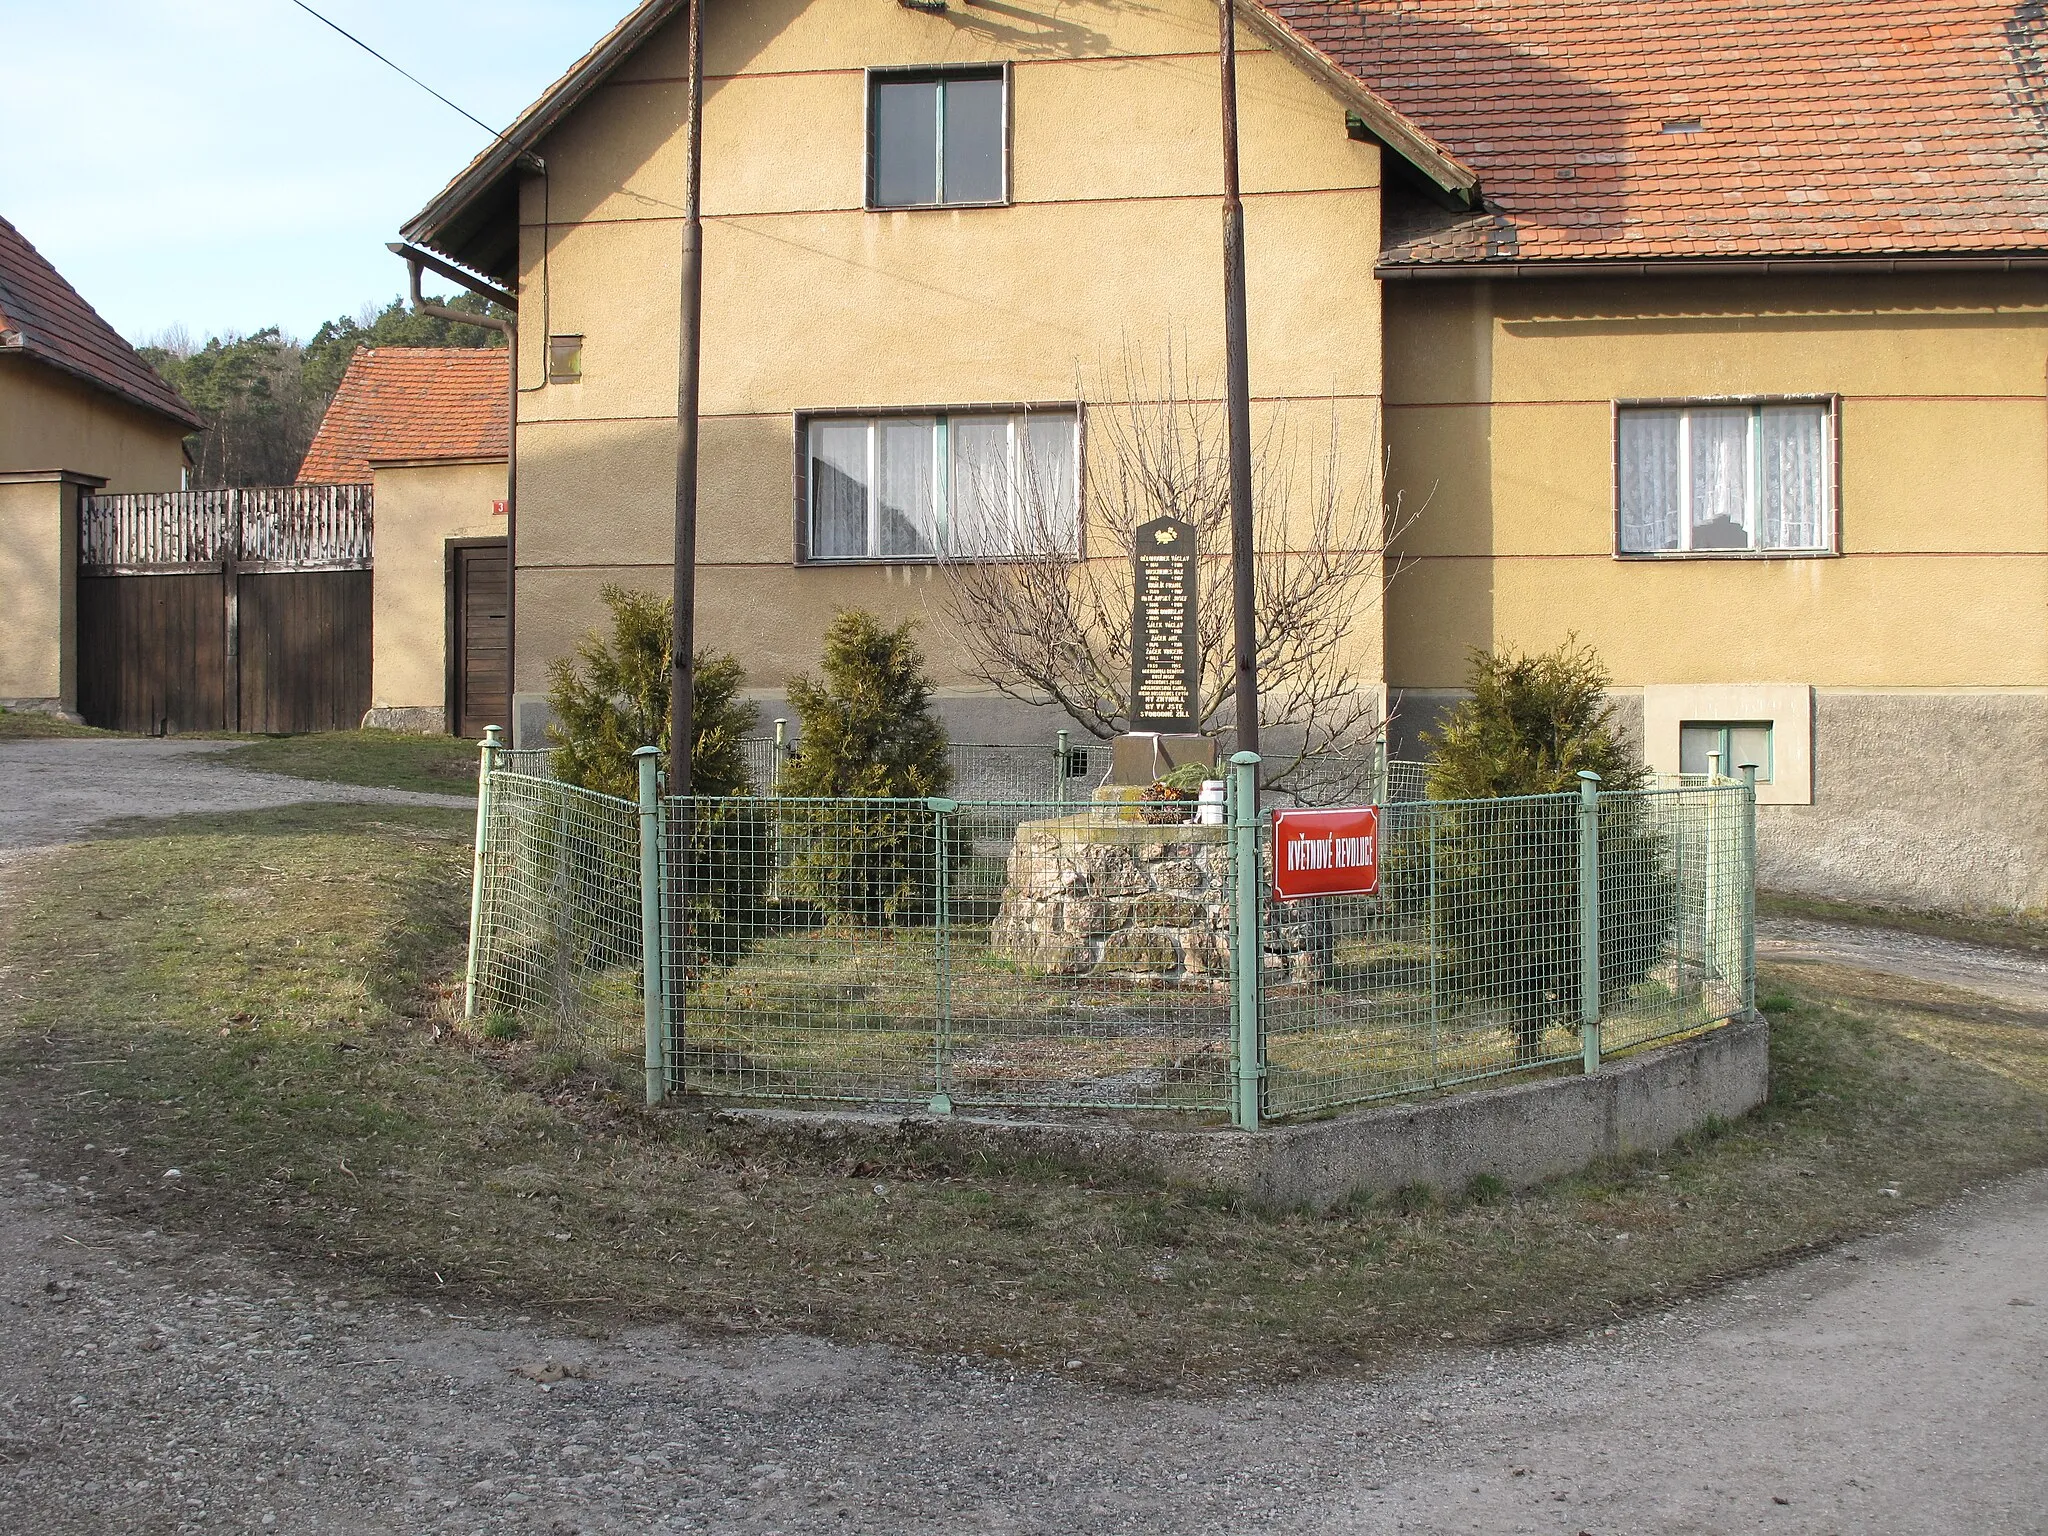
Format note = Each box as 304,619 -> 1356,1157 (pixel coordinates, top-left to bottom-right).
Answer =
1577,769 -> 1602,1074
1055,729 -> 1071,807
1228,750 -> 1263,1131
1704,750 -> 1723,987
927,797 -> 958,1114
463,724 -> 502,1020
1426,803 -> 1441,1089
1739,762 -> 1758,1012
635,747 -> 667,1106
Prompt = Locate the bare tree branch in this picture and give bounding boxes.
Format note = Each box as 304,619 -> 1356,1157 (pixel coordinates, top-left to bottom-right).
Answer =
938,343 -> 1417,792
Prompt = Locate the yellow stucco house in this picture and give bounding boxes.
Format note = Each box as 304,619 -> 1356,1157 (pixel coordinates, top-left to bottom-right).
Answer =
0,213 -> 199,717
398,0 -> 2048,913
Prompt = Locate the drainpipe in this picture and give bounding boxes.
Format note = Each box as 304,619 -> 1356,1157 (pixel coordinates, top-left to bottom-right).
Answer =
389,242 -> 520,741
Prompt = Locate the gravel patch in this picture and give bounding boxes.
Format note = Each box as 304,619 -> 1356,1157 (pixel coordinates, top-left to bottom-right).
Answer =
0,738 -> 472,851
1759,915 -> 2048,1011
0,1163 -> 2042,1533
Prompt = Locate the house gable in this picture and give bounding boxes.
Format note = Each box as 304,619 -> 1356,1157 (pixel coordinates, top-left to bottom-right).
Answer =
402,0 -> 1472,282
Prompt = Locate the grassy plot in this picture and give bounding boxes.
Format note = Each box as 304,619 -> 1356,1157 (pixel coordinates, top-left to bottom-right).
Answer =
211,729 -> 483,796
0,707 -> 110,740
3,803 -> 2047,1388
684,926 -> 1232,1111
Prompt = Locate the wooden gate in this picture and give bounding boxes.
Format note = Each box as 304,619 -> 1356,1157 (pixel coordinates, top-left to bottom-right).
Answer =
78,486 -> 372,734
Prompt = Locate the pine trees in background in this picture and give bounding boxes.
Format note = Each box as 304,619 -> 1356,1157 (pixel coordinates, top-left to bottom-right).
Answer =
138,292 -> 508,488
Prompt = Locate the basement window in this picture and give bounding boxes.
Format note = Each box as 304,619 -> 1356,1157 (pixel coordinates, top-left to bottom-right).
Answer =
1617,399 -> 1835,555
802,408 -> 1077,561
548,335 -> 584,383
867,67 -> 1008,208
1680,721 -> 1774,783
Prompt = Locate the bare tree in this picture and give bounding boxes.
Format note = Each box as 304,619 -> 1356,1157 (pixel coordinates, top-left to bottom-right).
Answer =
937,346 -> 1414,792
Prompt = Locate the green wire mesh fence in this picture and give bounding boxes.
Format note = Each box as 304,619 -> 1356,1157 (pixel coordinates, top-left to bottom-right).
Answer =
1259,781 -> 1752,1118
466,766 -> 643,1055
466,750 -> 1754,1123
662,796 -> 1236,1112
504,731 -> 1416,807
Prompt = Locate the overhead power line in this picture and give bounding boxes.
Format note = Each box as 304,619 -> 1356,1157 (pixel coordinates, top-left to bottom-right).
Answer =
284,0 -> 503,141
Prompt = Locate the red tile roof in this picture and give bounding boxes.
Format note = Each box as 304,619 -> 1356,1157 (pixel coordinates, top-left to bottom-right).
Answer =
1270,0 -> 2048,266
0,214 -> 202,429
297,347 -> 508,484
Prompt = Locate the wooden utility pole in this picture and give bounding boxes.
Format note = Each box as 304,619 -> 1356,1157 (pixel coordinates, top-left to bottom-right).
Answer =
670,0 -> 705,791
1218,0 -> 1259,759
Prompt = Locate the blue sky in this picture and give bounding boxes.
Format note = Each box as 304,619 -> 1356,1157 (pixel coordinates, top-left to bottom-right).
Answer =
3,0 -> 624,345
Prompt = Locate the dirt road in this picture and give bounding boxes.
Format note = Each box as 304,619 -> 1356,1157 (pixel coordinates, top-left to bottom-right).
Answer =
1757,913 -> 2048,1011
1,1162 -> 2041,1535
1,738 -> 2043,1532
0,737 -> 471,852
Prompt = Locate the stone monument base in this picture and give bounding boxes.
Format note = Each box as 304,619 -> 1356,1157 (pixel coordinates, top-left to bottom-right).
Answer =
990,813 -> 1320,985
1109,731 -> 1219,786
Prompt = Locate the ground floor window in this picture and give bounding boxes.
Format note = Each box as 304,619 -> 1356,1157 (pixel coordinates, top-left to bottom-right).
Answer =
804,409 -> 1078,562
1617,400 -> 1833,555
1680,720 -> 1774,782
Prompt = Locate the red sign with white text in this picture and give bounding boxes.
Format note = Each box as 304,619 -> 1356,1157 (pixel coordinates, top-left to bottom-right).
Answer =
1271,805 -> 1381,901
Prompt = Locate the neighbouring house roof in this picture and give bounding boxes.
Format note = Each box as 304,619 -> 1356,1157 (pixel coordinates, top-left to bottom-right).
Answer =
403,0 -> 2048,280
0,214 -> 203,431
1276,0 -> 2048,270
297,348 -> 508,485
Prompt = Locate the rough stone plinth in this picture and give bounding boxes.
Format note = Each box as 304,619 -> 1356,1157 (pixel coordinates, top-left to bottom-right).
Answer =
990,815 -> 1317,984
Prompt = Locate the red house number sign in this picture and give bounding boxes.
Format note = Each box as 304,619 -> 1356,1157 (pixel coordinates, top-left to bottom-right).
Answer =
1271,805 -> 1381,901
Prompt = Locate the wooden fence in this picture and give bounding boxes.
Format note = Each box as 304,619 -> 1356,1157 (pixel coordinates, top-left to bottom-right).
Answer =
78,485 -> 373,734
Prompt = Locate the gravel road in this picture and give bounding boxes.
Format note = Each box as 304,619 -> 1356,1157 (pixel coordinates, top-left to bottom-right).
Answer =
1,1162 -> 2042,1534
1,737 -> 2044,1532
0,737 -> 472,851
1757,914 -> 2048,1011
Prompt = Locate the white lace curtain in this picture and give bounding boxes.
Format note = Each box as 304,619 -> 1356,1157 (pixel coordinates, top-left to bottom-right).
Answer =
1619,403 -> 1828,553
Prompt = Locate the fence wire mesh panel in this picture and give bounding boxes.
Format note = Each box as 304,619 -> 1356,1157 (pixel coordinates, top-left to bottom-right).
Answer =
1260,782 -> 1751,1120
469,772 -> 644,1058
465,761 -> 1752,1122
495,748 -> 558,780
1599,784 -> 1752,1054
663,794 -> 1234,1112
739,737 -> 1111,807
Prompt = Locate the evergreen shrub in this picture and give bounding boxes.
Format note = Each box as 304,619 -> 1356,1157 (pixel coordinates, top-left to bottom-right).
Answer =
777,611 -> 953,923
543,584 -> 765,972
1422,638 -> 1675,1062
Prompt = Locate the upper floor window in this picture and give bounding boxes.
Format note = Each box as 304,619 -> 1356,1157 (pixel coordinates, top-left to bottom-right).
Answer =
804,408 -> 1077,562
1617,399 -> 1834,555
868,67 -> 1007,209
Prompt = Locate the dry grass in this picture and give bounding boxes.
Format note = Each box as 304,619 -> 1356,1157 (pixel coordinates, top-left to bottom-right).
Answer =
3,803 -> 2046,1389
0,707 -> 110,740
1760,887 -> 2048,955
211,729 -> 481,796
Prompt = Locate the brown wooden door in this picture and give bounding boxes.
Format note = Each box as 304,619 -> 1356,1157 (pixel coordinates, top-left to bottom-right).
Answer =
238,569 -> 372,733
452,542 -> 509,739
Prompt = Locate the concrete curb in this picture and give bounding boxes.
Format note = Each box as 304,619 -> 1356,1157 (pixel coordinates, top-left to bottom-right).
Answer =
724,1013 -> 1771,1210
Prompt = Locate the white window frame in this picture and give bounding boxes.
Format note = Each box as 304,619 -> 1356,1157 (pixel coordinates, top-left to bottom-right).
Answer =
794,405 -> 1081,564
1643,684 -> 1813,805
1613,396 -> 1840,558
